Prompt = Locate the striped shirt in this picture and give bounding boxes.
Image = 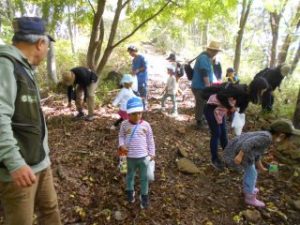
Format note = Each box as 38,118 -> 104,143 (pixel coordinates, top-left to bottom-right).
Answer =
119,120 -> 155,158
224,131 -> 272,170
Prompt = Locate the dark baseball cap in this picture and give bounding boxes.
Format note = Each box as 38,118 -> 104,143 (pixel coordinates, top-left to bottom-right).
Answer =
13,17 -> 55,42
166,53 -> 176,61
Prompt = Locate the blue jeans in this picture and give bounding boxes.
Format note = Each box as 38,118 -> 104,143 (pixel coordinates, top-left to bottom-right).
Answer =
204,104 -> 228,162
243,164 -> 257,194
126,157 -> 149,195
161,94 -> 177,113
138,82 -> 148,109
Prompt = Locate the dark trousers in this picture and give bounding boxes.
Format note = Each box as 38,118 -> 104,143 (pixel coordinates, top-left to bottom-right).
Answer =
204,104 -> 228,162
192,88 -> 206,122
261,90 -> 274,112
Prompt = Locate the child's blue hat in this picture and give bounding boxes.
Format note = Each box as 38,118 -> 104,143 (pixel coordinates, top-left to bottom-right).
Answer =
120,74 -> 133,84
127,97 -> 144,114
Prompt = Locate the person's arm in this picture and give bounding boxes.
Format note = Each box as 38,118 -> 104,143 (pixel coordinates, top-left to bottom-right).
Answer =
234,150 -> 244,165
0,59 -> 36,187
118,121 -> 127,149
112,89 -> 124,107
256,159 -> 267,172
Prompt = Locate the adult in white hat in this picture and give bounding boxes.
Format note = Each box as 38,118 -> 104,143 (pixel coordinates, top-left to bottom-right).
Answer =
191,40 -> 222,129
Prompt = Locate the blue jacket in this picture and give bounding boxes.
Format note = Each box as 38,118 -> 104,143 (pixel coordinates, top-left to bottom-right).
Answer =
132,55 -> 148,85
191,52 -> 213,90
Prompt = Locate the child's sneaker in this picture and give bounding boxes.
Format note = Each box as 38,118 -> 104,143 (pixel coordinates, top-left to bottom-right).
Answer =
161,107 -> 166,112
126,190 -> 135,203
140,195 -> 149,209
171,112 -> 178,117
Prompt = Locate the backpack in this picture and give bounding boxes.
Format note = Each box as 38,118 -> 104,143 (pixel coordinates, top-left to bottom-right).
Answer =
176,62 -> 185,78
184,54 -> 200,80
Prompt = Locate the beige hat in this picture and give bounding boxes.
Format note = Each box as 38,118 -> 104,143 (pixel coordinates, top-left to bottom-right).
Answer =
270,119 -> 300,136
280,64 -> 290,77
62,71 -> 75,86
207,41 -> 222,51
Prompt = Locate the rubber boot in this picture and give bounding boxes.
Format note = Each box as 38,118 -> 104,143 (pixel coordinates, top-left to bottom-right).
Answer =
244,193 -> 265,208
243,187 -> 259,194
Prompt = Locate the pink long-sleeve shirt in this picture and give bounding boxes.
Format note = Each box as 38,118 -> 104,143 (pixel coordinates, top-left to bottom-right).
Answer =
119,120 -> 156,158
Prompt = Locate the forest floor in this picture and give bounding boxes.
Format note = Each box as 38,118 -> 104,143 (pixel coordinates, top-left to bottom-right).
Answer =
1,45 -> 300,225
43,66 -> 300,225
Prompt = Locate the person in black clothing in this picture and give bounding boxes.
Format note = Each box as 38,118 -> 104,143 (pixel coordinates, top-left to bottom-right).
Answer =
62,67 -> 98,121
248,64 -> 290,112
212,56 -> 222,82
166,53 -> 184,81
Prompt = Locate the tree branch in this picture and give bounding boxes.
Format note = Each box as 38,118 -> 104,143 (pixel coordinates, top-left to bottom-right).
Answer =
121,0 -> 130,9
112,0 -> 172,49
87,0 -> 96,15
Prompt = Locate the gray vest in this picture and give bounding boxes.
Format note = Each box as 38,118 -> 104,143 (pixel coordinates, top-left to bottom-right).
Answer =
0,54 -> 46,166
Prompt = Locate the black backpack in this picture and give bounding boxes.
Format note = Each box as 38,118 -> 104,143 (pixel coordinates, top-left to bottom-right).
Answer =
176,62 -> 185,78
184,54 -> 200,80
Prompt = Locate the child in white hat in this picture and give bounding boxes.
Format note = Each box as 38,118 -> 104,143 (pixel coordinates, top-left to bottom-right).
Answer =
111,74 -> 136,130
161,65 -> 178,116
118,97 -> 156,209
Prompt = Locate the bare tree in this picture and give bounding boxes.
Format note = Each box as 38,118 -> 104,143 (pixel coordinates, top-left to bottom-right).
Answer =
269,0 -> 288,68
293,86 -> 300,128
86,0 -> 173,77
233,0 -> 253,74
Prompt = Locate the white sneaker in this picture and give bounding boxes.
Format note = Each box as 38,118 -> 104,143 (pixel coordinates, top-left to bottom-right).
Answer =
110,125 -> 116,130
171,112 -> 178,117
161,107 -> 166,112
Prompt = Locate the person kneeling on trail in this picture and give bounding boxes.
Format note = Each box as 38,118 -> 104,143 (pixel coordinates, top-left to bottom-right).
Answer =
61,67 -> 98,121
248,64 -> 290,112
223,118 -> 300,208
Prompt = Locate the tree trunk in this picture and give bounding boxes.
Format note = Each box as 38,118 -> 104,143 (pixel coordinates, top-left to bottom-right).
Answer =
290,40 -> 300,75
201,20 -> 208,50
277,4 -> 300,65
269,13 -> 280,68
67,6 -> 75,54
293,86 -> 300,128
233,0 -> 253,74
47,42 -> 58,85
87,0 -> 172,77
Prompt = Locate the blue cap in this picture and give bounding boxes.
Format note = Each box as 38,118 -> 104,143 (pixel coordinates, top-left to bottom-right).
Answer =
13,17 -> 55,42
127,97 -> 144,114
120,74 -> 133,84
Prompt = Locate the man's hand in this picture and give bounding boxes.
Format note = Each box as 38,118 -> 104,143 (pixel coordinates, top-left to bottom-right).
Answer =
10,165 -> 36,188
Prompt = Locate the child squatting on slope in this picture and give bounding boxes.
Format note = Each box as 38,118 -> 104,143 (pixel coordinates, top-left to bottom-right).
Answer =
118,97 -> 156,209
224,118 -> 300,207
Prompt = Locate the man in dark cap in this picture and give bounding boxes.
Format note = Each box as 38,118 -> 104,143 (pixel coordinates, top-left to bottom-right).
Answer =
166,53 -> 184,81
0,17 -> 61,224
127,45 -> 148,109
